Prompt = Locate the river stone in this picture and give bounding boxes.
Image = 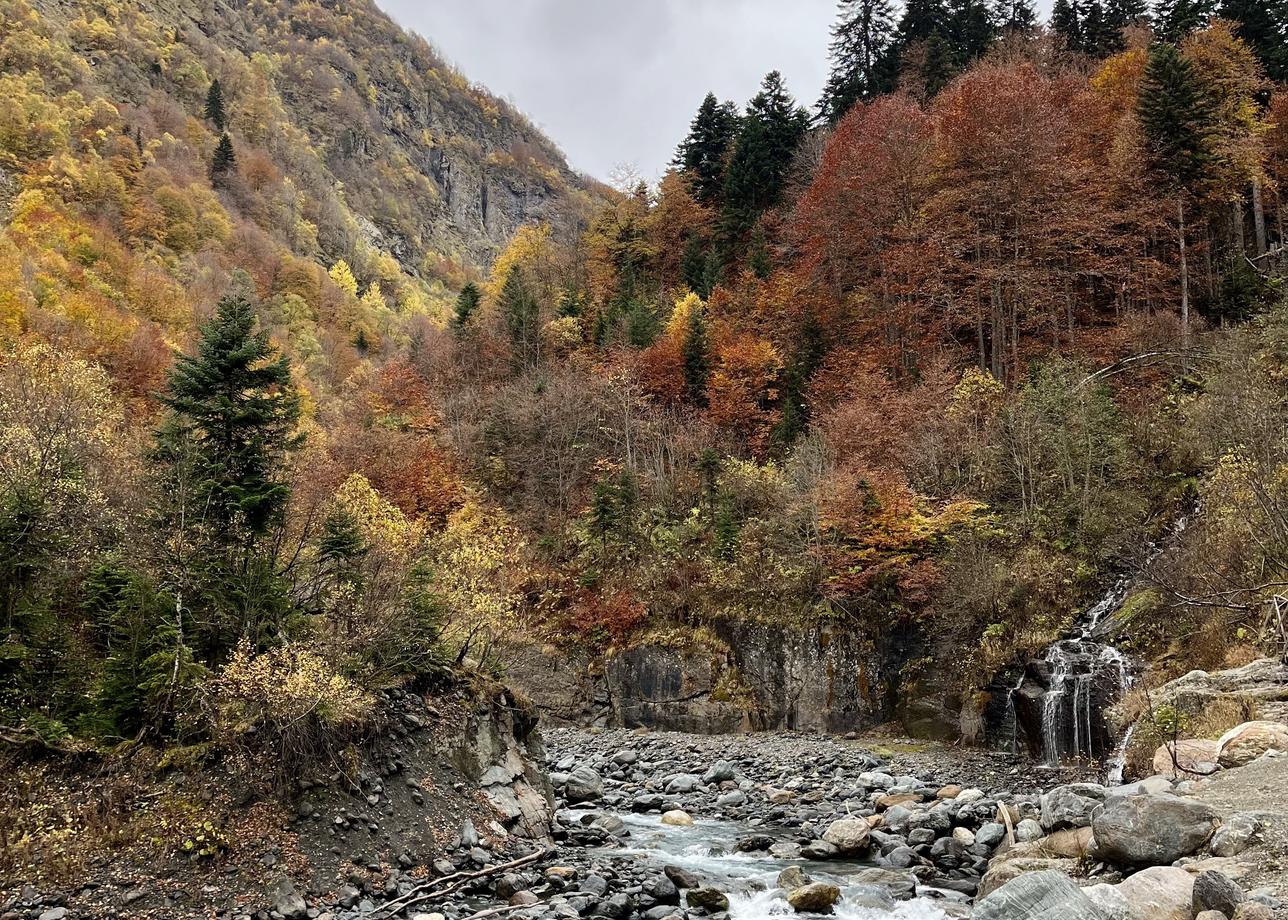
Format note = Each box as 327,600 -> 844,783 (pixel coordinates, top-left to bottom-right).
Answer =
1113,866 -> 1194,920
1083,883 -> 1133,920
1091,793 -> 1219,865
952,826 -> 976,846
822,818 -> 871,854
1211,813 -> 1261,857
777,866 -> 813,891
665,773 -> 701,794
644,874 -> 680,905
877,792 -> 921,810
1016,818 -> 1045,841
846,868 -> 916,900
564,766 -> 604,803
786,882 -> 841,914
977,822 -> 1007,848
1215,721 -> 1288,767
717,789 -> 746,807
1042,783 -> 1108,830
1193,869 -> 1245,917
664,865 -> 700,889
770,840 -> 802,859
686,888 -> 729,912
803,839 -> 839,859
1153,739 -> 1221,777
979,857 -> 1079,899
702,760 -> 736,784
661,809 -> 693,826
973,869 -> 1109,920
612,749 -> 639,765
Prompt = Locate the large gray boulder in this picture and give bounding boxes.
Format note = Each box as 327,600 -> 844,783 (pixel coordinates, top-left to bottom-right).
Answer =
973,870 -> 1109,920
1042,783 -> 1108,830
1091,793 -> 1219,865
564,766 -> 603,803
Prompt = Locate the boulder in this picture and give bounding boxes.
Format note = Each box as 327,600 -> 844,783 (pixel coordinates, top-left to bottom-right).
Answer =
665,773 -> 701,794
1192,869 -> 1245,917
716,789 -> 747,807
1195,912 -> 1229,920
786,883 -> 841,914
1091,794 -> 1219,866
1153,739 -> 1221,777
1016,818 -> 1045,841
1215,721 -> 1288,768
777,866 -> 812,891
686,887 -> 729,912
821,818 -> 871,855
1211,813 -> 1261,857
1233,903 -> 1274,920
564,766 -> 604,803
844,868 -> 917,900
979,856 -> 1079,899
663,865 -> 700,889
644,874 -> 680,905
661,809 -> 694,827
1113,866 -> 1194,920
973,869 -> 1109,920
1083,883 -> 1133,920
802,840 -> 839,860
1041,783 -> 1108,830
1040,826 -> 1094,858
702,760 -> 736,784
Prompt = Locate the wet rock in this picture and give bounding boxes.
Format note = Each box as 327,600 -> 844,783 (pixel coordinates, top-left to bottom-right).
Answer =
664,865 -> 700,889
685,887 -> 729,912
735,833 -> 774,852
1193,869 -> 1245,917
786,882 -> 841,913
821,818 -> 871,855
1091,794 -> 1219,866
660,809 -> 693,826
770,840 -> 802,859
777,866 -> 812,891
973,869 -> 1109,920
1215,721 -> 1288,768
845,868 -> 917,900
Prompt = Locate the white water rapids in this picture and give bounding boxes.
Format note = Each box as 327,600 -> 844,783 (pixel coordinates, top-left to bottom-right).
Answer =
584,811 -> 959,920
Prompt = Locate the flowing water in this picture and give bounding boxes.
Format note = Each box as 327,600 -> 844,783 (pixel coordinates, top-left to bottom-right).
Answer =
582,810 -> 960,920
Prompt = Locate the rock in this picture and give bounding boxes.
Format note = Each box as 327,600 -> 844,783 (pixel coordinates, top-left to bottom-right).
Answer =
1041,783 -> 1108,830
1114,866 -> 1194,920
979,857 -> 1080,899
973,869 -> 1109,920
612,749 -> 639,765
37,911 -> 67,920
1195,912 -> 1229,920
821,818 -> 871,854
952,826 -> 976,846
876,792 -> 921,810
735,833 -> 774,852
1232,903 -> 1273,920
592,813 -> 626,836
777,866 -> 812,891
273,894 -> 309,920
937,784 -> 963,798
1041,826 -> 1094,858
803,839 -> 839,860
645,875 -> 680,905
1215,721 -> 1288,768
665,773 -> 701,794
847,868 -> 917,900
1211,814 -> 1260,857
509,891 -> 540,906
702,760 -> 736,784
786,883 -> 841,913
716,790 -> 747,807
565,766 -> 604,803
768,788 -> 795,804
661,809 -> 694,826
1083,883 -> 1133,920
1153,739 -> 1221,777
460,817 -> 480,848
1193,870 -> 1245,917
664,865 -> 700,889
977,822 -> 1007,848
769,840 -> 802,859
685,887 -> 730,912
580,875 -> 610,896
1016,818 -> 1045,842
1091,794 -> 1219,866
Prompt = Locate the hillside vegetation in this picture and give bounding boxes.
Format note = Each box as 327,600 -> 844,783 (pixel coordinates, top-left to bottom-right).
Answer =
2,0 -> 1288,775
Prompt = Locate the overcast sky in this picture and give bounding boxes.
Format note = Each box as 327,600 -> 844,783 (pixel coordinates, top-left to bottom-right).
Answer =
379,1 -> 1056,184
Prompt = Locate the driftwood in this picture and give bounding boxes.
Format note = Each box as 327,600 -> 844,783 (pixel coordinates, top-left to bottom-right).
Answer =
371,847 -> 552,919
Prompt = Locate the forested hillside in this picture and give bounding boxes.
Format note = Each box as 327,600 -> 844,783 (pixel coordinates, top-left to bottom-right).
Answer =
2,0 -> 1288,769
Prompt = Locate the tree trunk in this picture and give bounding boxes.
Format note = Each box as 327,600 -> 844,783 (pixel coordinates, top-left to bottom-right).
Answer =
1178,196 -> 1189,355
1232,198 -> 1246,255
1252,178 -> 1268,256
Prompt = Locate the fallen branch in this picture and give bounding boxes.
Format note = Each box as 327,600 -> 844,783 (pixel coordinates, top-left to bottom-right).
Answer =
371,847 -> 552,919
464,904 -> 534,920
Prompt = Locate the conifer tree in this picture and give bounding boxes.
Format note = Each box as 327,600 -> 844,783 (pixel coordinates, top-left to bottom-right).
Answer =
204,79 -> 226,132
1052,0 -> 1083,49
995,0 -> 1038,32
453,281 -> 481,330
721,72 -> 810,238
1079,0 -> 1113,55
674,93 -> 741,206
1138,41 -> 1216,347
948,0 -> 997,63
1153,0 -> 1217,41
681,301 -> 710,405
500,267 -> 540,365
819,0 -> 898,124
1219,0 -> 1288,80
210,133 -> 236,184
898,0 -> 952,44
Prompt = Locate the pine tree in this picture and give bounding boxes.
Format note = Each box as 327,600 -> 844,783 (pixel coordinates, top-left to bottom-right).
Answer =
898,0 -> 952,44
681,301 -> 710,404
922,31 -> 960,96
674,93 -> 741,206
948,0 -> 997,64
1079,0 -> 1112,55
1153,0 -> 1217,41
818,0 -> 898,124
721,72 -> 810,238
500,267 -> 540,365
1104,0 -> 1150,49
1138,41 -> 1216,347
1219,0 -> 1288,80
995,0 -> 1038,32
157,295 -> 302,536
452,281 -> 481,330
204,79 -> 226,132
210,133 -> 236,184
1052,0 -> 1083,50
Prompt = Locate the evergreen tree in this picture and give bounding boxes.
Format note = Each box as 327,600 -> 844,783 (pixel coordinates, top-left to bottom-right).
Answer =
210,133 -> 236,184
995,0 -> 1038,32
1052,0 -> 1083,49
921,31 -> 960,96
1219,0 -> 1288,81
818,0 -> 898,124
500,268 -> 540,365
1153,0 -> 1217,41
898,0 -> 952,44
1138,41 -> 1216,347
674,93 -> 740,206
204,79 -> 226,132
681,301 -> 710,405
1104,0 -> 1150,49
1079,0 -> 1112,55
158,295 -> 301,536
948,0 -> 997,63
452,281 -> 481,330
721,72 -> 810,238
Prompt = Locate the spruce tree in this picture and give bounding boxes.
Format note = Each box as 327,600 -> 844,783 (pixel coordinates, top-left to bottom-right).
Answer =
681,302 -> 710,405
818,0 -> 898,124
948,0 -> 997,64
452,281 -> 481,330
720,72 -> 810,238
1219,0 -> 1288,80
995,0 -> 1038,32
210,133 -> 236,184
674,93 -> 740,206
1052,0 -> 1083,50
500,268 -> 540,365
1153,0 -> 1217,41
204,79 -> 226,132
898,0 -> 952,44
1138,41 -> 1216,347
1104,0 -> 1150,49
921,31 -> 959,96
1079,0 -> 1112,55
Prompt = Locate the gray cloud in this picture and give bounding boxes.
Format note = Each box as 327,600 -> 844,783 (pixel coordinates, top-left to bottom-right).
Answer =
378,1 -> 1058,183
